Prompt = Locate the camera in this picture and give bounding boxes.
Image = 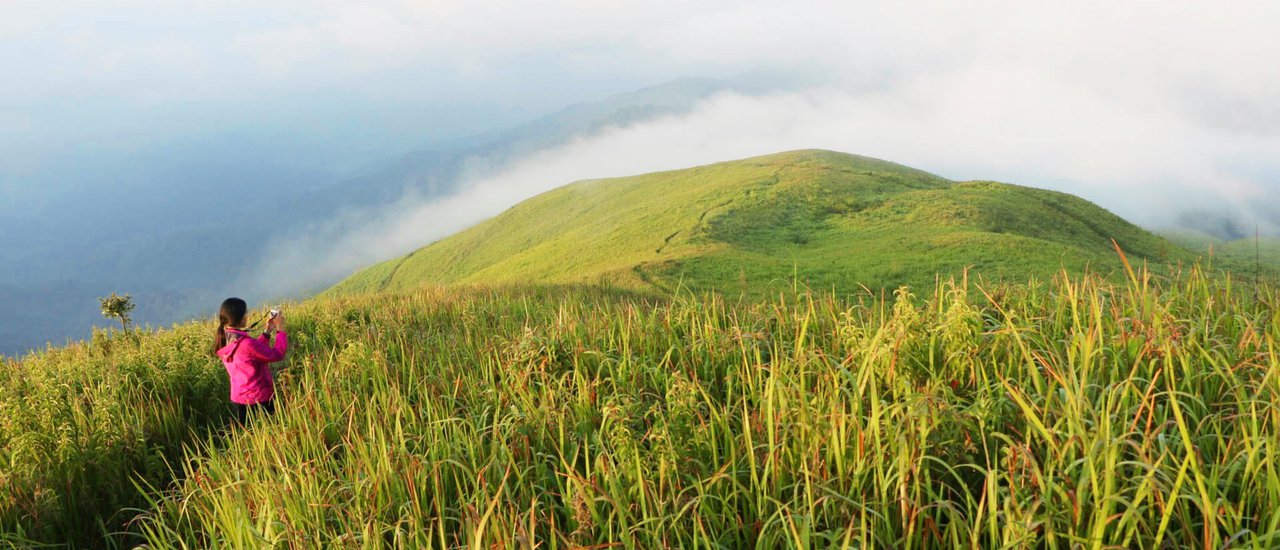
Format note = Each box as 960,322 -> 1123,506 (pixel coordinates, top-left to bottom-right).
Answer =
269,307 -> 281,319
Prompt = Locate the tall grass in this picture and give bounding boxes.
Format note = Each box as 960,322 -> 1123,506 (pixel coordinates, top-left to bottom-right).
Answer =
1,324 -> 232,547
5,264 -> 1279,548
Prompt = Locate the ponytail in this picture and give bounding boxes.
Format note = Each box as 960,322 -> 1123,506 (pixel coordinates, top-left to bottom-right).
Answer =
213,320 -> 227,356
214,297 -> 248,356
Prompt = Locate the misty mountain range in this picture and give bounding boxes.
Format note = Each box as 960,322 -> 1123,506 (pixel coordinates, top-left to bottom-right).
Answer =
0,78 -> 754,356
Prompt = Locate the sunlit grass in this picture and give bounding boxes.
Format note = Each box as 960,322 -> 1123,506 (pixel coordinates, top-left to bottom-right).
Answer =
0,322 -> 232,548
4,264 -> 1279,548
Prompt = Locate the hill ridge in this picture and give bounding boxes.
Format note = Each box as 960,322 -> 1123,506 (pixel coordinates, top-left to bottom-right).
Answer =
327,149 -> 1191,297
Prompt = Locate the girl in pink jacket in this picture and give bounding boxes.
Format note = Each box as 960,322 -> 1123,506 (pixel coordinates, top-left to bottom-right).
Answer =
213,297 -> 288,424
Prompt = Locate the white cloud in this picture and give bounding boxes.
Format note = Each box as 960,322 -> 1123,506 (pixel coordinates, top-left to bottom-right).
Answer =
5,1 -> 1278,106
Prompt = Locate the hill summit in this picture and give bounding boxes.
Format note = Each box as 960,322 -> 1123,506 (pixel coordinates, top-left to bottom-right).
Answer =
328,150 -> 1182,296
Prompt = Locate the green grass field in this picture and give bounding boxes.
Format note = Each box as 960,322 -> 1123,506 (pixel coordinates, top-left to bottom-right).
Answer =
4,260 -> 1280,548
329,150 -> 1202,299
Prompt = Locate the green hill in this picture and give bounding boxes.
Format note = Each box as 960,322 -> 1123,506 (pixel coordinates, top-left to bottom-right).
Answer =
329,149 -> 1190,297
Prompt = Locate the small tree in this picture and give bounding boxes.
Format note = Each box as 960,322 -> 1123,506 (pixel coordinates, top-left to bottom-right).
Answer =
99,292 -> 136,331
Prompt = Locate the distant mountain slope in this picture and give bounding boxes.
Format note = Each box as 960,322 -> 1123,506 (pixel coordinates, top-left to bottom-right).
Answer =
329,150 -> 1192,297
289,77 -> 740,217
1163,229 -> 1280,276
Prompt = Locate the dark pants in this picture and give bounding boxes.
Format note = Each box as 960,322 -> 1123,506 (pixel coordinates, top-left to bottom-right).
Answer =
233,399 -> 276,425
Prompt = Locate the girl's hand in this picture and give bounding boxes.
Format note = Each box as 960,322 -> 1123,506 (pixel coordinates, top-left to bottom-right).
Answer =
269,312 -> 286,331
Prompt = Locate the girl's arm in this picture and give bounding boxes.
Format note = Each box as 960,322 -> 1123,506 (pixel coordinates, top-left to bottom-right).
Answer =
244,331 -> 288,363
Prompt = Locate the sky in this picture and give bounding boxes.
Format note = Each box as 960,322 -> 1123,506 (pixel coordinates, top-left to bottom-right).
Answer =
4,0 -> 1280,295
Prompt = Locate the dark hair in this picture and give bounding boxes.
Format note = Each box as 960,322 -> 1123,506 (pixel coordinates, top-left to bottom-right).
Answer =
214,297 -> 248,355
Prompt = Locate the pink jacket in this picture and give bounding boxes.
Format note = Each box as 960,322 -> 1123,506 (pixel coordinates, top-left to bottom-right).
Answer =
216,327 -> 288,404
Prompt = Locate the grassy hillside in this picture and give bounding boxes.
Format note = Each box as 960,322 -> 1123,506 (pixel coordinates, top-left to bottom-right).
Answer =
1,324 -> 237,547
7,151 -> 1276,547
329,150 -> 1191,297
4,266 -> 1280,547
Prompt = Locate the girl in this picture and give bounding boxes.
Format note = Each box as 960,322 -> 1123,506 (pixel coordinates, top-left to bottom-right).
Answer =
213,297 -> 288,425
